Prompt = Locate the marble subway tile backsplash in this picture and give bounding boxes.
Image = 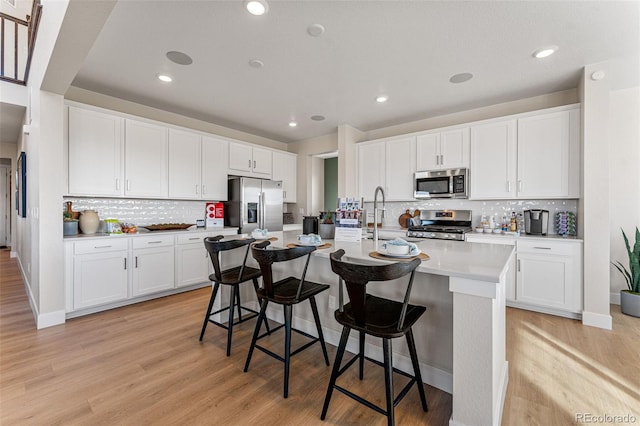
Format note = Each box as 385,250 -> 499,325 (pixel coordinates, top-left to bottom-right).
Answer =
64,198 -> 208,226
364,198 -> 578,235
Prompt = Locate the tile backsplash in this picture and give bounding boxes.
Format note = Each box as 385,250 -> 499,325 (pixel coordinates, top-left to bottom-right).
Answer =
364,198 -> 578,235
64,197 -> 209,227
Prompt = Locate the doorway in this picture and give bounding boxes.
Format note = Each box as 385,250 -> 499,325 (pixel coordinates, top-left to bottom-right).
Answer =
324,157 -> 338,211
0,162 -> 10,248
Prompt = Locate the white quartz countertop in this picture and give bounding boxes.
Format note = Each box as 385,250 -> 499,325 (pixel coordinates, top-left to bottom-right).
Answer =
279,231 -> 514,283
467,231 -> 583,242
64,226 -> 239,241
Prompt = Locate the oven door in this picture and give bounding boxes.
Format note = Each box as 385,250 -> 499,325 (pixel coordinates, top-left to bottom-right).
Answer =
414,172 -> 452,198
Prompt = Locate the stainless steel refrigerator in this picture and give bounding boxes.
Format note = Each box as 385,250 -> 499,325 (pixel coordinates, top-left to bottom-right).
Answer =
225,177 -> 283,234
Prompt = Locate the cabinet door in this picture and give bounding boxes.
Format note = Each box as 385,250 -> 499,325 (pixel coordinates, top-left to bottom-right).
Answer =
125,120 -> 169,197
74,251 -> 128,309
416,133 -> 440,171
228,142 -> 252,174
68,106 -> 124,196
517,111 -> 570,198
175,243 -> 210,287
272,151 -> 297,202
132,246 -> 175,296
516,253 -> 574,311
385,137 -> 416,201
357,141 -> 386,201
440,128 -> 470,169
470,120 -> 517,199
202,136 -> 229,201
168,129 -> 201,199
251,147 -> 272,178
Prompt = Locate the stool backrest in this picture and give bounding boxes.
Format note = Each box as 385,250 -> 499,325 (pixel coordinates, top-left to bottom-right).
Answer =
204,236 -> 255,283
251,240 -> 316,299
329,249 -> 421,330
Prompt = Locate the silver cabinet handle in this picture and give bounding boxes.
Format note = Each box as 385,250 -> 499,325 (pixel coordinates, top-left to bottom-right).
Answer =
94,245 -> 112,249
283,190 -> 286,199
126,179 -> 131,191
189,237 -> 200,241
147,241 -> 162,244
195,184 -> 199,194
124,258 -> 127,270
440,154 -> 444,165
517,259 -> 520,272
135,256 -> 138,268
253,160 -> 256,169
248,159 -> 251,168
435,155 -> 439,165
202,185 -> 206,195
507,181 -> 511,192
518,180 -> 523,192
116,178 -> 120,190
533,246 -> 552,250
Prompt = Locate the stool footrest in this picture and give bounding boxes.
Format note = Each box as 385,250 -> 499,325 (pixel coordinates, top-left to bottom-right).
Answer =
254,327 -> 322,362
207,306 -> 260,331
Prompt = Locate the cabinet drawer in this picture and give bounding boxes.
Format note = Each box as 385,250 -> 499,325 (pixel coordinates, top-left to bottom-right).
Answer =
132,235 -> 175,249
176,233 -> 211,245
517,240 -> 576,256
74,239 -> 129,255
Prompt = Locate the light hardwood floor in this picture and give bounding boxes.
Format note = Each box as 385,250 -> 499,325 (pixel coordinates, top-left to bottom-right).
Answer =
1,249 -> 638,425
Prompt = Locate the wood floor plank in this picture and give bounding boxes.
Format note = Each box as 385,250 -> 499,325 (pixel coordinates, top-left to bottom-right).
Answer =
1,248 -> 639,425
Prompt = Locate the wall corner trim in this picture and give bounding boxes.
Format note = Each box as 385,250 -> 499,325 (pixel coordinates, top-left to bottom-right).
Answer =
37,310 -> 66,329
581,311 -> 613,330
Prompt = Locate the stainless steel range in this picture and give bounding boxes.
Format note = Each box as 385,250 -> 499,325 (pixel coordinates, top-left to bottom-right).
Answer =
406,210 -> 472,241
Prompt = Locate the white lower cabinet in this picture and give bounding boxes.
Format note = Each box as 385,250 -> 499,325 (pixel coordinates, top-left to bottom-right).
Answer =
175,233 -> 212,288
132,235 -> 175,296
466,235 -> 582,318
72,240 -> 129,310
516,240 -> 582,316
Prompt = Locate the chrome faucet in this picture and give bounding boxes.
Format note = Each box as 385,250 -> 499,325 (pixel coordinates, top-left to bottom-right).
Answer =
373,186 -> 385,244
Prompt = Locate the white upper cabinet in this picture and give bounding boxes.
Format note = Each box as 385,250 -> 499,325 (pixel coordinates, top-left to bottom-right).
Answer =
67,106 -> 124,196
385,136 -> 416,201
470,119 -> 517,199
168,128 -> 201,199
228,142 -> 272,178
357,141 -> 386,202
517,109 -> 580,198
417,128 -> 469,171
272,151 -> 297,202
357,136 -> 416,202
470,105 -> 580,200
125,119 -> 169,198
201,136 -> 229,201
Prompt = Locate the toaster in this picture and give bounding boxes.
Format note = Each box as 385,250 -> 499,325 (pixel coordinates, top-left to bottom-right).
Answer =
524,209 -> 549,235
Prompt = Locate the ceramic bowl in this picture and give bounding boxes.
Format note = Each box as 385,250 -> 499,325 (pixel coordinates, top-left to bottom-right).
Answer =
386,244 -> 410,255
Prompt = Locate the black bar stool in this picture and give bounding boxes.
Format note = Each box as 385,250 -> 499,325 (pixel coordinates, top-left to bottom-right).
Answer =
200,236 -> 270,356
321,249 -> 428,426
244,240 -> 330,398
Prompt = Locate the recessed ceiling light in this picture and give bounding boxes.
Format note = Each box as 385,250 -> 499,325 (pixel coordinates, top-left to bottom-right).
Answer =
449,72 -> 473,84
533,46 -> 558,59
248,59 -> 264,68
288,121 -> 298,127
166,51 -> 192,66
375,95 -> 388,103
245,0 -> 268,16
310,115 -> 325,121
157,74 -> 172,82
307,24 -> 325,37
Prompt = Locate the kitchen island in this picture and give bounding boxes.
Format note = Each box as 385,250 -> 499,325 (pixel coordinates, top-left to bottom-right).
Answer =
251,232 -> 514,426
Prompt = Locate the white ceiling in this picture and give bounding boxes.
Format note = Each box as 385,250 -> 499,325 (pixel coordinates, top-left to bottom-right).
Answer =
9,1 -> 640,145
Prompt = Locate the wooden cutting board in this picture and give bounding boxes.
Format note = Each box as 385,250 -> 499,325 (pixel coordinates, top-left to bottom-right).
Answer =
398,210 -> 412,228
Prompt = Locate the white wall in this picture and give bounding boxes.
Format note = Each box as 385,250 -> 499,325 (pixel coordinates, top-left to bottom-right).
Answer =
609,86 -> 640,296
0,143 -> 18,252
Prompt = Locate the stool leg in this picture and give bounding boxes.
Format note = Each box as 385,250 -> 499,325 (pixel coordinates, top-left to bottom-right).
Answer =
199,282 -> 220,341
309,296 -> 329,366
283,304 -> 293,398
406,328 -> 428,412
359,330 -> 365,380
244,298 -> 268,373
382,338 -> 394,426
235,287 -> 243,322
321,326 -> 351,420
226,285 -> 237,356
252,278 -> 271,334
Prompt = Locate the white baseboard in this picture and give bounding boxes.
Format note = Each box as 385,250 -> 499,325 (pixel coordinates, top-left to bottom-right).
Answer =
17,254 -> 66,329
610,292 -> 621,305
582,310 -> 613,330
10,250 -> 17,258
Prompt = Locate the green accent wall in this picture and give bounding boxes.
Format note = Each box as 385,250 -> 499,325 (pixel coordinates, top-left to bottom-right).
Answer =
324,157 -> 338,211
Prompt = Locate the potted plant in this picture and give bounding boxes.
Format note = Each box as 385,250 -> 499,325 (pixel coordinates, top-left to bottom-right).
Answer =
318,211 -> 335,240
612,227 -> 640,317
63,211 -> 79,236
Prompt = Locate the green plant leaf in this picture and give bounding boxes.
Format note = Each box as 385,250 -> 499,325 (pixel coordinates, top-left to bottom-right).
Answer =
613,261 -> 632,290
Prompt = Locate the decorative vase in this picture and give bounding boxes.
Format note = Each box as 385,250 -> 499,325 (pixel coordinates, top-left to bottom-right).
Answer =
79,210 -> 99,234
318,223 -> 335,240
620,290 -> 640,317
63,220 -> 78,236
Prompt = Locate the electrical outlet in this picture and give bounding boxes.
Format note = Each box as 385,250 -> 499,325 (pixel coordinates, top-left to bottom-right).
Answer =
328,295 -> 336,310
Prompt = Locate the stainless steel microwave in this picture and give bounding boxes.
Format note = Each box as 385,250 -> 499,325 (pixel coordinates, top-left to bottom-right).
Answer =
414,168 -> 469,199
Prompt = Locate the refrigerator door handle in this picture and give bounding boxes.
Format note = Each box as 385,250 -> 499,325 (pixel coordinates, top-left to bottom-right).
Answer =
258,191 -> 264,229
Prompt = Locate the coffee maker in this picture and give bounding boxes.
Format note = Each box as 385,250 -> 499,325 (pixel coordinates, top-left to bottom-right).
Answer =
524,209 -> 549,235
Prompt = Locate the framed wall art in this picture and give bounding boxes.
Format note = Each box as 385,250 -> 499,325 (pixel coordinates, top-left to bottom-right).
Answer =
16,152 -> 26,218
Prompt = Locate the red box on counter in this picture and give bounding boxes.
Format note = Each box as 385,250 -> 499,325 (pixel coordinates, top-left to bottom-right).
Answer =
206,202 -> 224,228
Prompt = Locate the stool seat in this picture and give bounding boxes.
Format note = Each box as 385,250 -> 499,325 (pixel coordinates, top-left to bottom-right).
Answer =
336,295 -> 426,339
256,277 -> 329,305
212,265 -> 262,285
